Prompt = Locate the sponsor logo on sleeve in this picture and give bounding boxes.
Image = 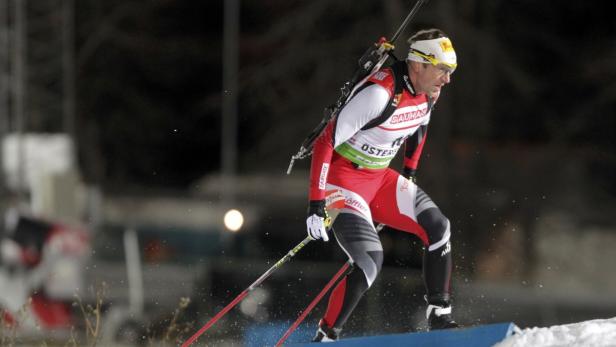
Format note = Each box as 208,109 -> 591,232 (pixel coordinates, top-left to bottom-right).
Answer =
319,163 -> 329,190
372,71 -> 389,81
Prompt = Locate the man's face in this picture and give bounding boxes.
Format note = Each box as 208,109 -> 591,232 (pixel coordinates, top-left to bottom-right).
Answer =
415,63 -> 453,98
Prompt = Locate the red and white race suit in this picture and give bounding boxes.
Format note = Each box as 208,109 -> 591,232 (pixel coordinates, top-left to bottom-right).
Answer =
309,63 -> 436,244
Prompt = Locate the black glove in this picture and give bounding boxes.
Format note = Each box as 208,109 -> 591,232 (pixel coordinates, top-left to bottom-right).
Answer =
402,167 -> 417,183
308,200 -> 327,218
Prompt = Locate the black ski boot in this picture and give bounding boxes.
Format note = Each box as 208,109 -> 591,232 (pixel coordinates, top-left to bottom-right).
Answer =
427,304 -> 459,330
312,319 -> 341,342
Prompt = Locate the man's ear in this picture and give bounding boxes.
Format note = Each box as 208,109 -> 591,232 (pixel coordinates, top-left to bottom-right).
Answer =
409,61 -> 421,73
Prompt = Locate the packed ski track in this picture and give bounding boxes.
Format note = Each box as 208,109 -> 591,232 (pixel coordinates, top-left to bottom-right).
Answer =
495,317 -> 616,347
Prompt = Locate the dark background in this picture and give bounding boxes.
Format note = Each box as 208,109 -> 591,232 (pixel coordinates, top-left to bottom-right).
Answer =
64,0 -> 614,191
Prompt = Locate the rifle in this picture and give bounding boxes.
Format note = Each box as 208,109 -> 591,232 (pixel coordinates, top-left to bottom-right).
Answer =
286,0 -> 429,174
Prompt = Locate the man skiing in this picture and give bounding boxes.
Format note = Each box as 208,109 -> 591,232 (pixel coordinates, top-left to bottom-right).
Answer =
305,28 -> 459,342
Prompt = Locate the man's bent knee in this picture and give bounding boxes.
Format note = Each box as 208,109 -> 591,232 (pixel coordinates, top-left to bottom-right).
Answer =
353,250 -> 383,288
417,208 -> 451,250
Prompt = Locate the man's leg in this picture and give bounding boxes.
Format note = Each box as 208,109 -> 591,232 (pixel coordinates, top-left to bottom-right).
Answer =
370,171 -> 457,330
313,212 -> 383,342
415,200 -> 458,330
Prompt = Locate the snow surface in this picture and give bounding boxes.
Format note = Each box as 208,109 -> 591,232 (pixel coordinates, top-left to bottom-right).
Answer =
494,317 -> 616,347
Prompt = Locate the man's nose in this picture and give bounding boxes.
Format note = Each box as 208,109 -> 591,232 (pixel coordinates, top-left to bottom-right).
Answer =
441,72 -> 451,84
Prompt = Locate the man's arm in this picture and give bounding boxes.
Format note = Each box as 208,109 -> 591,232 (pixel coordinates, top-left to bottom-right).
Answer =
402,124 -> 428,181
308,83 -> 390,201
306,83 -> 389,242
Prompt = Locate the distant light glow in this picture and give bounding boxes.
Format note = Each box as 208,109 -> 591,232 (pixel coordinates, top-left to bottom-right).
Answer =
224,209 -> 244,232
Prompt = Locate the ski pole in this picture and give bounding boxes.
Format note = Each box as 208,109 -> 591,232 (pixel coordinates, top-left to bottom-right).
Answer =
275,261 -> 352,347
181,236 -> 313,347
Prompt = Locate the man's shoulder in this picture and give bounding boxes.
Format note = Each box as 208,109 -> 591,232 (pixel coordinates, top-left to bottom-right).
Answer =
367,68 -> 395,93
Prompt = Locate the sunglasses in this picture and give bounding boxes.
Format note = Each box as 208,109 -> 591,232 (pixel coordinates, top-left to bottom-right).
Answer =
410,49 -> 457,74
